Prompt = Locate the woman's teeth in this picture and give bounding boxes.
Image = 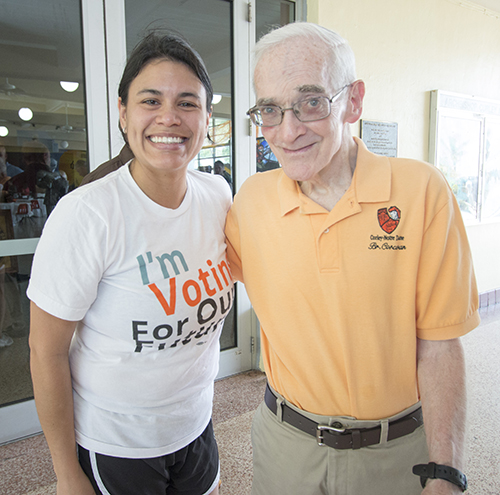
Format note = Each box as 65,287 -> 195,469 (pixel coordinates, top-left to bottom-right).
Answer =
150,136 -> 185,144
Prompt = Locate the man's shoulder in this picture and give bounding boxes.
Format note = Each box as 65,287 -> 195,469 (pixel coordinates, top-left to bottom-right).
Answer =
239,168 -> 282,193
388,156 -> 450,189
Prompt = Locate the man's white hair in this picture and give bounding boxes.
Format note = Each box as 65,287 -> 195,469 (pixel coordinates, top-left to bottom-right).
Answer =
253,22 -> 357,91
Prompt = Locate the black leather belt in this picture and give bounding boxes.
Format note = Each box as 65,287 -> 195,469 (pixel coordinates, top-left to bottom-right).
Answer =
264,384 -> 423,450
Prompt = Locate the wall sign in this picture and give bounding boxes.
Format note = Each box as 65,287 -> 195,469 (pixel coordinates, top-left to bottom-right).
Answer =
360,120 -> 398,157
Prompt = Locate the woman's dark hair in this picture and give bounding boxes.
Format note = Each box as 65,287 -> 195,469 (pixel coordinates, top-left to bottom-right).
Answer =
118,31 -> 213,139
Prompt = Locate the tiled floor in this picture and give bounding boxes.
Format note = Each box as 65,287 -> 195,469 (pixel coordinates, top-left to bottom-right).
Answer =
0,370 -> 267,495
1,304 -> 499,494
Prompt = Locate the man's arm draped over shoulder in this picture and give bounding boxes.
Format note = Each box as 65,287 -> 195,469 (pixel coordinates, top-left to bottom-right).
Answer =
225,204 -> 244,283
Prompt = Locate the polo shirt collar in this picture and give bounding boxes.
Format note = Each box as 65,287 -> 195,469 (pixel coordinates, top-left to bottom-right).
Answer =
277,170 -> 302,216
277,136 -> 392,216
353,136 -> 391,203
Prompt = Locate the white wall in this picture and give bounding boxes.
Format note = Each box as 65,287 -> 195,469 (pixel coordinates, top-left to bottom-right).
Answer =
308,0 -> 500,293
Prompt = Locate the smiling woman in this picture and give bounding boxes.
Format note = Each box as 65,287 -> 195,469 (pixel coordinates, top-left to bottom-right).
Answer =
119,59 -> 210,208
27,32 -> 232,495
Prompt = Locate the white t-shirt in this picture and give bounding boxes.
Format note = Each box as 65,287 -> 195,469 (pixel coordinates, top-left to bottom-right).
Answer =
28,164 -> 233,458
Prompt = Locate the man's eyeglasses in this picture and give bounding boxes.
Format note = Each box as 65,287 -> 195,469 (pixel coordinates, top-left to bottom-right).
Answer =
247,84 -> 351,128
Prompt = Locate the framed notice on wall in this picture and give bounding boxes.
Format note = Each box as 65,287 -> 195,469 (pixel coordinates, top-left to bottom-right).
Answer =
360,120 -> 398,157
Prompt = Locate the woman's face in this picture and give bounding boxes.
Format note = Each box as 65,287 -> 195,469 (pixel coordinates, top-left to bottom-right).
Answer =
119,59 -> 210,178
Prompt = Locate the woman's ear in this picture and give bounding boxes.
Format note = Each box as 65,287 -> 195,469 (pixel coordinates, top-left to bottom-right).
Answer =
344,80 -> 365,124
207,106 -> 212,127
118,97 -> 127,133
205,106 -> 212,141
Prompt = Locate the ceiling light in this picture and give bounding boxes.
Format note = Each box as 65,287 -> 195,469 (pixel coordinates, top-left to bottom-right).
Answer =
60,81 -> 79,92
19,107 -> 33,121
212,94 -> 222,105
0,126 -> 8,137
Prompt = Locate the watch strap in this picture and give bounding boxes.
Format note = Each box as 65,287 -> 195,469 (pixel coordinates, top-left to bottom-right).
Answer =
412,462 -> 467,491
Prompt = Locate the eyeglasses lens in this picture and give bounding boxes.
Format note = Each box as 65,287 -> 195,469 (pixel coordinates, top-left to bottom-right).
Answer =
296,97 -> 330,122
250,96 -> 331,127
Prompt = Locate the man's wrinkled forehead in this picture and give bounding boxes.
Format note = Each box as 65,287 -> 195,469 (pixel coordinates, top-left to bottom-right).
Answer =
254,42 -> 333,99
256,84 -> 327,106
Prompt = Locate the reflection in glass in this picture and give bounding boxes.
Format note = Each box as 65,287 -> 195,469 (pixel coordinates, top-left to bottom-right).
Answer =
0,0 -> 87,241
124,0 -> 236,350
437,114 -> 482,221
0,254 -> 34,407
482,119 -> 500,221
254,0 -> 296,173
0,0 -> 86,413
256,0 -> 295,40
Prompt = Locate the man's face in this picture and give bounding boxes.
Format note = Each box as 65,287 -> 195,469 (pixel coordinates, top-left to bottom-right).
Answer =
254,40 -> 349,183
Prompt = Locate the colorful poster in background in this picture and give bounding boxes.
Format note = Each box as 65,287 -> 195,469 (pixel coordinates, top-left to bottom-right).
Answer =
58,150 -> 88,189
256,137 -> 279,172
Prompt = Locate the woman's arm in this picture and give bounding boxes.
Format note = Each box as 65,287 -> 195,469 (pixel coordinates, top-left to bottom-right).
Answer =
29,302 -> 96,494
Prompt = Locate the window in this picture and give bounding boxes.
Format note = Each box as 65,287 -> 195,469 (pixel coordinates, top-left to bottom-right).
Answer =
0,0 -> 87,422
196,117 -> 232,181
429,90 -> 500,223
253,0 -> 296,173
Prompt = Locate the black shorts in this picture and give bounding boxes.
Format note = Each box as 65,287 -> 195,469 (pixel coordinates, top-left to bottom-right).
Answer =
78,420 -> 219,495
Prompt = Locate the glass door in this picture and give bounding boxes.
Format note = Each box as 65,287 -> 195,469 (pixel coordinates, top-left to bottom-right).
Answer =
0,0 -> 88,444
254,0 -> 296,172
115,0 -> 257,378
123,0 -> 237,350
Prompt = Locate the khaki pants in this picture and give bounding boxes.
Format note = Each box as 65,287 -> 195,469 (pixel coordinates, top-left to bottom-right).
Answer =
251,394 -> 428,495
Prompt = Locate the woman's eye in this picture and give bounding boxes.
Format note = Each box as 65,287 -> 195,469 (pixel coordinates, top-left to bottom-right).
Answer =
143,99 -> 159,106
179,101 -> 199,109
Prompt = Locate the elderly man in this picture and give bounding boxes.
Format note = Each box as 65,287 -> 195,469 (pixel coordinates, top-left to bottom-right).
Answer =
225,22 -> 478,495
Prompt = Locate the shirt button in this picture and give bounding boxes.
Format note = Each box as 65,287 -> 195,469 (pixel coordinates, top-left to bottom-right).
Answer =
324,228 -> 330,234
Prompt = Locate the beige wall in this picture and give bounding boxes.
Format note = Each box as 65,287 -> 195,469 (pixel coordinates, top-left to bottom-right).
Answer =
308,0 -> 500,293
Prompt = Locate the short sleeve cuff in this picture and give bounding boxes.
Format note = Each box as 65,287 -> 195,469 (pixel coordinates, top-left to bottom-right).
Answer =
417,310 -> 481,341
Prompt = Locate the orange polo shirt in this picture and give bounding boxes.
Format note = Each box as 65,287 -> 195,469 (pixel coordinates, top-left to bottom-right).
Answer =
225,137 -> 479,419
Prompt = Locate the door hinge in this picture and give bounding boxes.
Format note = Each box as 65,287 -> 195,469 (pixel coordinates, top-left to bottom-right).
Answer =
251,336 -> 255,354
247,2 -> 252,23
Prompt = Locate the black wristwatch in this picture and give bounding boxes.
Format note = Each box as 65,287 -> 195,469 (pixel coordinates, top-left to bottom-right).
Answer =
413,462 -> 467,492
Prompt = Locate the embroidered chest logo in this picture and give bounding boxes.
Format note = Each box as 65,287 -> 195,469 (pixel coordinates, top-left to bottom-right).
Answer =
377,206 -> 401,234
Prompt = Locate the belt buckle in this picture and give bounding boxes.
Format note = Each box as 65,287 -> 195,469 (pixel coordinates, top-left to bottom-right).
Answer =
316,423 -> 346,446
